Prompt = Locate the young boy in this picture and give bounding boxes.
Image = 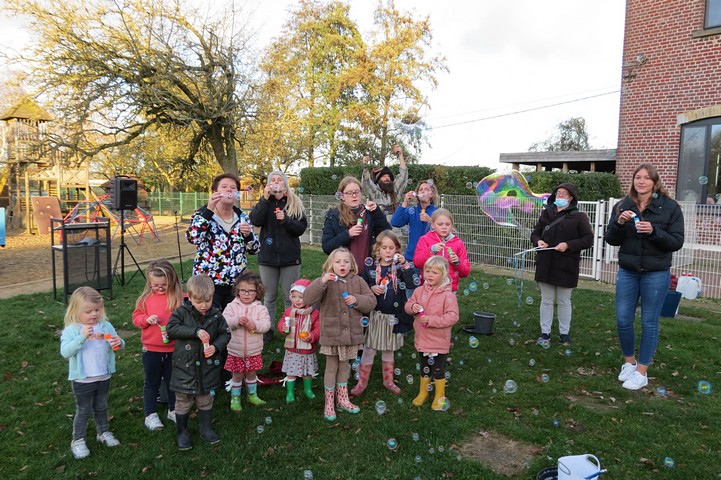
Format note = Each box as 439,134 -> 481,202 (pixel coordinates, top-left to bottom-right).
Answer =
167,275 -> 230,450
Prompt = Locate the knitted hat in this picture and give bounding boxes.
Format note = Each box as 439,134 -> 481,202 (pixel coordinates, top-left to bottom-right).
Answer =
371,166 -> 394,184
290,278 -> 311,294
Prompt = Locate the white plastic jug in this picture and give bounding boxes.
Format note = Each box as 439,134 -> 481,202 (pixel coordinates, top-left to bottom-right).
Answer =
557,454 -> 601,480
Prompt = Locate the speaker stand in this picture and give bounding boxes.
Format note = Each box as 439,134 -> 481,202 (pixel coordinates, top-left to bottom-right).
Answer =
112,210 -> 145,286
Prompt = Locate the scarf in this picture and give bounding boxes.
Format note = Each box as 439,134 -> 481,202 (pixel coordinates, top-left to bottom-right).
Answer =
284,306 -> 314,350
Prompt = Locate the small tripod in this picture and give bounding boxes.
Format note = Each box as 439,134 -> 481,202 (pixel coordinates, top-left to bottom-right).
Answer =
113,210 -> 145,286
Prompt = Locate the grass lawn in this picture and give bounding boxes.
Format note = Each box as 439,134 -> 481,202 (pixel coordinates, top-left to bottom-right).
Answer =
1,245 -> 720,479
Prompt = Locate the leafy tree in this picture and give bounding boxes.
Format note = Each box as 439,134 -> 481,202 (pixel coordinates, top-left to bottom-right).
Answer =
6,0 -> 258,175
529,117 -> 591,152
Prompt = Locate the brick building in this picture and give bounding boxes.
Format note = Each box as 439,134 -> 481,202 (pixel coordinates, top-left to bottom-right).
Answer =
618,0 -> 721,205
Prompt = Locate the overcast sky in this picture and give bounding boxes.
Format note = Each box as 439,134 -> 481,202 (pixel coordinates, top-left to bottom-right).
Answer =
0,0 -> 627,171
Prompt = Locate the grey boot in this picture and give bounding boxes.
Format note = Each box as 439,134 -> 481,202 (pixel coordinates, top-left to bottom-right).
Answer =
176,413 -> 192,450
198,409 -> 219,444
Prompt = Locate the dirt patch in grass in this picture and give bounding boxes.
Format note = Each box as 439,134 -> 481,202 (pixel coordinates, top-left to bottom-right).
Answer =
457,430 -> 542,477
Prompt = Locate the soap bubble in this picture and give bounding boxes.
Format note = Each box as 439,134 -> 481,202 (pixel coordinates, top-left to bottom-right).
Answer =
487,357 -> 493,364
394,368 -> 401,375
412,432 -> 420,441
399,282 -> 406,290
508,338 -> 516,346
553,419 -> 560,428
256,425 -> 265,434
428,447 -> 436,454
506,278 -> 513,286
459,359 -> 465,366
483,283 -> 489,290
426,383 -> 434,392
542,340 -> 551,350
413,277 -> 421,286
427,357 -> 435,366
298,187 -> 305,193
512,320 -> 520,327
427,179 -> 434,186
209,389 -> 216,397
365,257 -> 374,267
354,372 -> 360,380
541,374 -> 550,383
265,237 -> 273,245
463,289 -> 469,296
664,457 -> 675,468
303,470 -> 314,479
699,176 -> 709,185
468,281 -> 478,292
503,380 -> 518,394
445,371 -> 452,380
469,336 -> 480,348
423,366 -> 430,375
697,380 -> 712,394
528,359 -> 536,367
335,191 -> 343,201
406,374 -> 414,384
361,317 -> 369,327
375,400 -> 387,415
526,296 -> 534,305
438,446 -> 445,453
656,386 -> 668,397
332,174 -> 337,180
466,182 -> 473,189
564,348 -> 572,357
264,416 -> 273,425
415,455 -> 422,463
397,398 -> 403,405
532,408 -> 539,415
386,438 -> 398,450
411,353 -> 416,359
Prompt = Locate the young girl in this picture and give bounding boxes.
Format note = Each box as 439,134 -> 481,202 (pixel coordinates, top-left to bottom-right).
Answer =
405,256 -> 459,410
277,278 -> 320,403
303,247 -> 376,421
60,287 -> 125,459
353,231 -> 416,396
413,208 -> 471,292
132,259 -> 183,431
222,271 -> 272,411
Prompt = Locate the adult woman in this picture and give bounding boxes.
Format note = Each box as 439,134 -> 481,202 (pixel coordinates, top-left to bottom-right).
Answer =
530,183 -> 593,347
322,176 -> 390,274
250,171 -> 307,341
390,179 -> 439,262
186,173 -> 260,310
604,164 -> 684,390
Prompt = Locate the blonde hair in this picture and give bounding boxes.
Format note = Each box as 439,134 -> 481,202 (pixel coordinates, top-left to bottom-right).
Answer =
416,180 -> 439,205
322,247 -> 358,276
135,259 -> 183,313
186,275 -> 215,301
64,287 -> 107,326
268,171 -> 305,220
372,230 -> 402,261
233,271 -> 265,302
431,208 -> 454,225
334,176 -> 363,227
423,256 -> 451,287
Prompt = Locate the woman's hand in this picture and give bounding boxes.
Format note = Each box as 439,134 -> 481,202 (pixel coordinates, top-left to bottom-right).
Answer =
348,223 -> 364,238
537,240 -> 549,248
275,209 -> 285,221
371,285 -> 385,295
419,211 -> 431,222
403,191 -> 416,207
365,201 -> 378,212
635,220 -> 654,234
617,209 -> 636,225
554,242 -> 568,252
263,184 -> 273,200
239,221 -> 252,236
207,192 -> 225,212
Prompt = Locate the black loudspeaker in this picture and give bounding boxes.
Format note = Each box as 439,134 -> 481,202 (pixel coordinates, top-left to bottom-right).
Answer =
110,177 -> 138,210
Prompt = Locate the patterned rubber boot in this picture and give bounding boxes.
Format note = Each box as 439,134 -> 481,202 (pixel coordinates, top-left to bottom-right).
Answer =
382,361 -> 401,395
431,379 -> 447,411
324,386 -> 336,421
335,383 -> 360,414
230,385 -> 242,412
286,379 -> 296,403
350,363 -> 372,397
303,378 -> 316,400
246,381 -> 266,406
412,376 -> 431,406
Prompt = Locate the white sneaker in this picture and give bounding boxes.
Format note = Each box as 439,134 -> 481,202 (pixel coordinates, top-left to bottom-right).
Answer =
144,413 -> 164,431
96,431 -> 120,447
618,362 -> 637,382
71,439 -> 90,459
166,410 -> 176,424
622,371 -> 648,390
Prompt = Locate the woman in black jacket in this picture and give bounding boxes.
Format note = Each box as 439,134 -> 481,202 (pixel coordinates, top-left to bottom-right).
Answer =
322,176 -> 391,274
604,164 -> 684,391
530,183 -> 593,347
250,171 -> 307,342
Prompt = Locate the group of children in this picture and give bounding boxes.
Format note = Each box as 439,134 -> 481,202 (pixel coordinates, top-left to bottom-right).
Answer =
60,205 -> 468,459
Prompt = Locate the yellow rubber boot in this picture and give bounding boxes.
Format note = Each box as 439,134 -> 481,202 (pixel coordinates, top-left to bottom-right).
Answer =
431,379 -> 447,411
412,376 -> 431,406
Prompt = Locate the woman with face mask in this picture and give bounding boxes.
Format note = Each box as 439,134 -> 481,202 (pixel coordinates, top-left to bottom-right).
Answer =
530,183 -> 593,347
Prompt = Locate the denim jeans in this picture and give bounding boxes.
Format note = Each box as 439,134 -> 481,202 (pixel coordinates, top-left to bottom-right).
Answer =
615,267 -> 670,365
142,350 -> 175,415
71,379 -> 110,440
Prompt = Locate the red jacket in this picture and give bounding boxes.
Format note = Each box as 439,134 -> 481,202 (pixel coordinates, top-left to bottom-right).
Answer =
405,280 -> 459,354
132,293 -> 175,352
413,232 -> 471,291
277,306 -> 320,354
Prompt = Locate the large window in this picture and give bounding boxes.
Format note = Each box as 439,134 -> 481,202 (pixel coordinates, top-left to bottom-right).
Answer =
678,118 -> 721,204
706,0 -> 721,29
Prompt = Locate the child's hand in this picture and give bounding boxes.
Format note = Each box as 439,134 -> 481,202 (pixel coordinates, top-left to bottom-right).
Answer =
448,251 -> 459,265
298,331 -> 310,341
238,316 -> 249,326
411,303 -> 423,314
419,317 -> 429,327
396,254 -> 407,265
146,315 -> 159,326
246,320 -> 256,331
371,285 -> 385,295
343,294 -> 357,307
321,273 -> 337,284
204,344 -> 216,357
81,325 -> 94,338
196,329 -> 210,343
106,334 -> 122,349
431,242 -> 445,254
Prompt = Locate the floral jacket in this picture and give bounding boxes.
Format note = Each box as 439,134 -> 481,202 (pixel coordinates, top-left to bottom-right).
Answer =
186,205 -> 260,287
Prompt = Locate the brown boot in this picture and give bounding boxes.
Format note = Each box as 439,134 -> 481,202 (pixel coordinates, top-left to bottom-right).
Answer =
382,361 -> 401,394
351,363 -> 372,396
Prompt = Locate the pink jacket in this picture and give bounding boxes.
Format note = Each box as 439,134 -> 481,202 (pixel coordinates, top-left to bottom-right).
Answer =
413,232 -> 471,291
132,293 -> 175,353
222,298 -> 271,358
405,280 -> 459,354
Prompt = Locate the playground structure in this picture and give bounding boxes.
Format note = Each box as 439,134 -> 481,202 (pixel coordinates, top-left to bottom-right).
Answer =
64,194 -> 160,245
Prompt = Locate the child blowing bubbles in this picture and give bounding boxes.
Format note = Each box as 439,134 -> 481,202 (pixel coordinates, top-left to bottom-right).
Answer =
405,256 -> 459,410
278,278 -> 320,403
60,287 -> 125,459
303,247 -> 376,421
167,275 -> 230,450
222,271 -> 271,411
132,260 -> 183,431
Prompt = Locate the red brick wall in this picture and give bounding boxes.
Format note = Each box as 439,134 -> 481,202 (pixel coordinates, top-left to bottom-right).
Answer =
617,0 -> 721,195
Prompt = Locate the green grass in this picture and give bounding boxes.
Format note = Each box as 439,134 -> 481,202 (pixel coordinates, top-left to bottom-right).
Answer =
1,246 -> 720,479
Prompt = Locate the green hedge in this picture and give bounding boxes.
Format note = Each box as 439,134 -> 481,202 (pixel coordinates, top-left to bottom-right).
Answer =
298,166 -> 622,200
